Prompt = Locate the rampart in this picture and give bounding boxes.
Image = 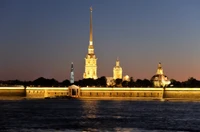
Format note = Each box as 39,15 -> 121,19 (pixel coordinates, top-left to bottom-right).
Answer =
79,87 -> 163,99
1,86 -> 200,100
26,87 -> 69,98
164,88 -> 200,99
0,86 -> 25,96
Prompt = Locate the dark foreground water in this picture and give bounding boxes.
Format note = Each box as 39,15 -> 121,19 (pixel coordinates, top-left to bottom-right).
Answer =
0,99 -> 200,132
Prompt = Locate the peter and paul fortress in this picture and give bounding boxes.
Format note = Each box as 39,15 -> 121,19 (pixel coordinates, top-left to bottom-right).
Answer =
1,7 -> 200,101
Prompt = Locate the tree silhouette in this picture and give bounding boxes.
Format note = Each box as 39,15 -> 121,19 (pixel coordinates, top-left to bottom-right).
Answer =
115,79 -> 122,87
32,77 -> 59,87
122,81 -> 129,87
128,77 -> 135,87
170,79 -> 182,87
96,76 -> 107,87
61,79 -> 70,87
142,79 -> 152,87
184,77 -> 200,87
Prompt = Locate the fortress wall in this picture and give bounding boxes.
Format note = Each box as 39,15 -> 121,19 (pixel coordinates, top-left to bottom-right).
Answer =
2,86 -> 200,99
0,87 -> 25,96
165,88 -> 200,99
80,87 -> 163,98
26,89 -> 45,98
26,87 -> 69,98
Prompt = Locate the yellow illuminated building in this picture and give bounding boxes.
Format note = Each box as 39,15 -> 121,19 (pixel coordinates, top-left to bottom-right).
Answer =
151,62 -> 171,87
83,7 -> 97,79
113,58 -> 122,80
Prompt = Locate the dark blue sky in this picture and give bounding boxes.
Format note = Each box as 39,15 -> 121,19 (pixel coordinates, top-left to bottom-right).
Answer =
0,0 -> 200,81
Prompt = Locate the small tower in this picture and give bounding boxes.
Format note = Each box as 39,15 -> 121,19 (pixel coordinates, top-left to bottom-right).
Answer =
156,62 -> 164,75
113,57 -> 122,80
70,62 -> 74,84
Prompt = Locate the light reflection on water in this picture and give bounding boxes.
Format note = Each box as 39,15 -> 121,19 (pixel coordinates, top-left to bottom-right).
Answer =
0,99 -> 200,131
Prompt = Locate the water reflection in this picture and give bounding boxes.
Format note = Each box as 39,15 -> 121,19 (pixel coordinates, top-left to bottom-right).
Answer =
1,100 -> 200,131
81,100 -> 99,118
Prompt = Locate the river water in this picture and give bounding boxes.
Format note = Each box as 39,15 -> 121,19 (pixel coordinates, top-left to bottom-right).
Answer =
0,99 -> 200,132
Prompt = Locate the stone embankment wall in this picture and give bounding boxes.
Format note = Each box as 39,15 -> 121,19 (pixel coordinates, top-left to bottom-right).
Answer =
164,88 -> 200,99
0,87 -> 25,96
2,86 -> 200,100
26,87 -> 69,98
79,87 -> 163,99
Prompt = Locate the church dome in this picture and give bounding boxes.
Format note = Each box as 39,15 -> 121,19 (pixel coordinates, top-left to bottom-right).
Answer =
151,74 -> 169,82
151,63 -> 170,87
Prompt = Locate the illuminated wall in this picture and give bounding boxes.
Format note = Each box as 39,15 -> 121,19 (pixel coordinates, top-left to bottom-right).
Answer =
1,86 -> 200,100
80,87 -> 163,98
26,87 -> 69,98
0,86 -> 25,96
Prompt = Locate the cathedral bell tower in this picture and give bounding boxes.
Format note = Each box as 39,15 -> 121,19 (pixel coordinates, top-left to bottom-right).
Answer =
113,57 -> 122,80
83,7 -> 97,79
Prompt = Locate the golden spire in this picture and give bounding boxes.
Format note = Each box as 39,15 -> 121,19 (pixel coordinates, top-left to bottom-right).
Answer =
88,6 -> 94,54
89,6 -> 93,45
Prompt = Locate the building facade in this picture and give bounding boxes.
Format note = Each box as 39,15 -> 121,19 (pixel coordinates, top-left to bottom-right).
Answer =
113,58 -> 122,80
83,7 -> 97,79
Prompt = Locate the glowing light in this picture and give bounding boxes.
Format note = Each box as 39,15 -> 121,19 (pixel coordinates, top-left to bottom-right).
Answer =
80,87 -> 163,91
26,87 -> 68,90
0,87 -> 24,90
165,88 -> 200,91
89,41 -> 93,45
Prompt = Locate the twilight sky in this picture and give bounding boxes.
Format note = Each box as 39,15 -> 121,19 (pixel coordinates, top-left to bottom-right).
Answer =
0,0 -> 200,81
